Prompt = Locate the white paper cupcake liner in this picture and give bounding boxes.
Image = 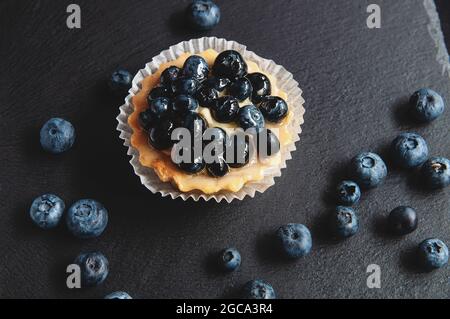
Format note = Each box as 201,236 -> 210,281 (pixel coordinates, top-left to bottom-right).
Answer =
116,37 -> 305,202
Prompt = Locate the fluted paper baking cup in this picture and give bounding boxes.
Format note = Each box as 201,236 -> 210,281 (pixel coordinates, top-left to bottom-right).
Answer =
116,37 -> 305,202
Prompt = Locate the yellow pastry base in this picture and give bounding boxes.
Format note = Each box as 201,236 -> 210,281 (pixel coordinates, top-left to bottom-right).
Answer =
128,49 -> 293,194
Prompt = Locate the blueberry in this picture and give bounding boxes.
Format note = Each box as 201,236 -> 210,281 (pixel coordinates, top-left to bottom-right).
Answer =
172,77 -> 200,96
148,97 -> 172,119
203,127 -> 228,155
391,133 -> 428,169
418,238 -> 449,270
104,291 -> 132,299
177,154 -> 205,174
206,156 -> 229,177
206,76 -> 230,92
172,94 -> 199,114
218,248 -> 241,272
40,118 -> 76,154
246,73 -> 271,104
256,128 -> 280,158
211,96 -> 240,123
237,105 -> 265,131
182,55 -> 209,82
29,194 -> 65,229
388,206 -> 418,235
75,252 -> 109,287
242,280 -> 276,299
66,199 -> 108,238
277,224 -> 312,258
336,180 -> 361,206
259,96 -> 288,123
212,50 -> 248,80
410,88 -> 445,122
148,86 -> 172,100
421,157 -> 450,189
349,152 -> 387,189
195,85 -> 218,107
109,69 -> 132,95
149,119 -> 177,150
331,206 -> 359,238
228,77 -> 252,101
138,109 -> 156,131
226,134 -> 250,168
160,66 -> 180,87
179,111 -> 208,137
186,0 -> 220,31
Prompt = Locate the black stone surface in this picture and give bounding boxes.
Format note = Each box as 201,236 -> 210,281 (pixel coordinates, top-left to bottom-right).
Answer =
1,0 -> 450,299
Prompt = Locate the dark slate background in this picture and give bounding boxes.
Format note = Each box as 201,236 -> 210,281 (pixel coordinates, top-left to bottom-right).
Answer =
1,0 -> 450,299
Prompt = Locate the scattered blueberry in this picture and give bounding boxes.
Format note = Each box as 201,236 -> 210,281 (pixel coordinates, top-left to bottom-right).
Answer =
418,238 -> 449,270
336,180 -> 361,206
213,50 -> 248,80
172,77 -> 200,96
331,206 -> 359,238
242,280 -> 276,299
237,105 -> 265,131
218,248 -> 241,272
421,157 -> 450,189
148,97 -> 172,119
195,85 -> 218,107
206,76 -> 230,92
149,119 -> 177,150
276,224 -> 312,258
226,134 -> 250,168
109,69 -> 132,95
256,128 -> 280,158
75,252 -> 109,287
104,291 -> 132,299
391,133 -> 428,169
138,109 -> 156,131
211,96 -> 240,123
228,77 -> 253,101
183,55 -> 209,82
388,206 -> 418,235
410,88 -> 445,122
160,66 -> 180,87
40,118 -> 76,154
206,156 -> 229,177
349,152 -> 387,189
66,199 -> 109,238
177,152 -> 205,174
259,96 -> 288,123
29,194 -> 65,229
172,94 -> 199,114
186,0 -> 221,31
148,86 -> 172,101
246,73 -> 271,104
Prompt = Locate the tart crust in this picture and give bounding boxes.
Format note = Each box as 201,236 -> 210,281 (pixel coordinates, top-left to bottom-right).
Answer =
128,49 -> 293,194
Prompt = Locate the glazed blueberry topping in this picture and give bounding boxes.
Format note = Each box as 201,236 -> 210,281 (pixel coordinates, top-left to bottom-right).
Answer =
148,97 -> 172,119
172,94 -> 199,114
177,147 -> 205,174
391,133 -> 428,169
226,134 -> 250,168
182,55 -> 210,82
179,111 -> 208,138
66,199 -> 108,239
104,291 -> 132,300
259,96 -> 288,123
331,206 -> 359,238
237,104 -> 265,131
172,76 -> 200,96
212,50 -> 248,80
148,86 -> 172,101
75,252 -> 109,287
186,0 -> 221,31
211,96 -> 240,123
149,119 -> 177,150
29,194 -> 65,229
256,128 -> 280,158
203,127 -> 228,160
195,85 -> 219,107
109,69 -> 132,95
349,152 -> 387,189
206,156 -> 230,177
206,76 -> 230,92
418,238 -> 449,270
228,77 -> 253,101
242,280 -> 276,299
40,118 -> 76,154
388,206 -> 418,235
139,109 -> 157,131
336,180 -> 361,206
246,73 -> 271,104
277,224 -> 312,258
160,66 -> 181,87
219,248 -> 241,272
410,88 -> 445,122
421,157 -> 450,189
